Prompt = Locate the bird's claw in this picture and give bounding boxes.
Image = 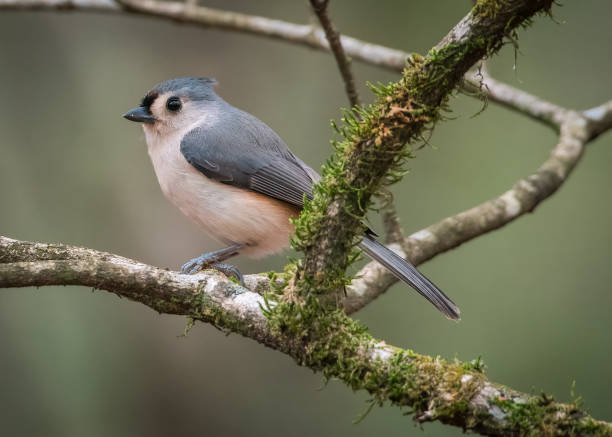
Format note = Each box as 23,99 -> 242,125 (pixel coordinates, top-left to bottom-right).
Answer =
181,255 -> 209,275
181,256 -> 244,286
211,263 -> 244,286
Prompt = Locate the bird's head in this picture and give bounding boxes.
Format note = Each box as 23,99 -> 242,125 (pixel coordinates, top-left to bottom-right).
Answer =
123,77 -> 220,136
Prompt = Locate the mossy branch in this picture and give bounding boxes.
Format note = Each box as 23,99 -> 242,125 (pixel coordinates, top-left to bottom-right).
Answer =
345,96 -> 612,313
291,0 -> 554,306
3,0 -> 612,434
2,235 -> 611,436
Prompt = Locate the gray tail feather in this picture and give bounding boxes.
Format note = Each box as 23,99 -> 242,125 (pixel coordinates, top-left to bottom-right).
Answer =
359,236 -> 460,320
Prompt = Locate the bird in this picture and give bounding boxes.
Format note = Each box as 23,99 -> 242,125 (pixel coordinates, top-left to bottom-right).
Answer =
123,77 -> 459,319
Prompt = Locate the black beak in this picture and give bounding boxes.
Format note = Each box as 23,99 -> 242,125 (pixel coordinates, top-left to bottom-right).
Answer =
123,106 -> 156,124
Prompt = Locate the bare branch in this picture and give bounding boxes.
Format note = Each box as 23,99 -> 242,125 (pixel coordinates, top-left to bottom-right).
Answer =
464,65 -> 568,129
0,0 -> 120,12
2,235 -> 611,436
583,99 -> 612,140
375,187 -> 405,245
309,0 -> 361,108
347,103 -> 612,312
9,0 -> 404,69
381,198 -> 404,245
0,0 -> 571,131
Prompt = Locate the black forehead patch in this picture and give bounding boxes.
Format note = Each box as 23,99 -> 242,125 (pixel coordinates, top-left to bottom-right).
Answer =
141,92 -> 158,109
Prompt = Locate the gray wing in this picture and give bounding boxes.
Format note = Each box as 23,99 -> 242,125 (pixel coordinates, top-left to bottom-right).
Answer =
180,109 -> 315,208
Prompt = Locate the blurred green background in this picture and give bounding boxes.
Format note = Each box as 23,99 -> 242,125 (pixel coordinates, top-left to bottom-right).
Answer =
1,1 -> 611,435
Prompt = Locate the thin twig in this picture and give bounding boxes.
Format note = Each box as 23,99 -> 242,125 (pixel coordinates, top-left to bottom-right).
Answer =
379,188 -> 404,244
309,0 -> 361,108
464,64 -> 567,129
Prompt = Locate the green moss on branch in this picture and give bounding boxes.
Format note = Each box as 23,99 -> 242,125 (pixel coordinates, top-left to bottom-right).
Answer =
264,294 -> 611,435
290,0 -> 555,308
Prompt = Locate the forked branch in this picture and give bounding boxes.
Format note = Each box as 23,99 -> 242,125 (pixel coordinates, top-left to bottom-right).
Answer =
1,0 -> 612,435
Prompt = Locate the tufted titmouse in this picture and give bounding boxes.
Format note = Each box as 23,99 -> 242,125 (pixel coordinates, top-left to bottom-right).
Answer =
123,77 -> 459,319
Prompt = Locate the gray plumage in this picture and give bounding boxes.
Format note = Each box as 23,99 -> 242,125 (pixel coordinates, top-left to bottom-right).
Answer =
127,77 -> 460,320
180,108 -> 314,208
359,238 -> 459,319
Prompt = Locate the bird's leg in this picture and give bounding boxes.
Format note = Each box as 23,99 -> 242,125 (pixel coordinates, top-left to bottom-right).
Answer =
181,243 -> 245,284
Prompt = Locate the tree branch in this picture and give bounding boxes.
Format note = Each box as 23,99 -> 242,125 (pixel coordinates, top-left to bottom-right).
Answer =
309,0 -> 361,108
0,0 -> 567,131
346,98 -> 612,312
2,235 -> 611,436
2,0 -> 583,311
3,0 -> 612,434
583,99 -> 612,141
463,64 -> 567,130
1,0 -> 584,307
380,191 -> 404,245
293,0 -> 556,307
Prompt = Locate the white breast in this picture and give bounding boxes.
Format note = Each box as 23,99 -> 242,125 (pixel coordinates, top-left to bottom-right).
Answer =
142,123 -> 297,258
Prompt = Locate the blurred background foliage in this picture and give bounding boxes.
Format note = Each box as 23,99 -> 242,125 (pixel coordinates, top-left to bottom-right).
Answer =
0,1 -> 611,435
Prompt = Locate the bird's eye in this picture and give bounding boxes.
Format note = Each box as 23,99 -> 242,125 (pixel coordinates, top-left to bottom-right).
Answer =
166,97 -> 182,112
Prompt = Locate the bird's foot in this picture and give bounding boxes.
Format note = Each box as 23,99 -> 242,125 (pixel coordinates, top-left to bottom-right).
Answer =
181,253 -> 216,275
181,252 -> 244,285
211,263 -> 244,286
